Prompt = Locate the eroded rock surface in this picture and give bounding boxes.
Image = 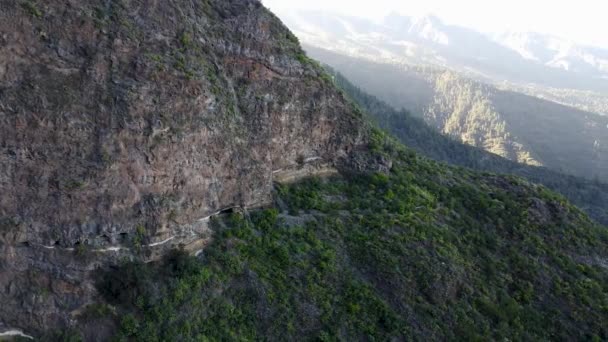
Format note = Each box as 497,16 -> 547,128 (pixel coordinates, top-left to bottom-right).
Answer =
0,0 -> 369,334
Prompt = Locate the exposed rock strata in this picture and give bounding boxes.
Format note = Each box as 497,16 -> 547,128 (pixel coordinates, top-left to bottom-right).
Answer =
0,0 -> 371,334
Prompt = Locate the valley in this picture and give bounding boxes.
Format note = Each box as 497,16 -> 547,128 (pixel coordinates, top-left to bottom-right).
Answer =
307,46 -> 608,182
0,0 -> 606,340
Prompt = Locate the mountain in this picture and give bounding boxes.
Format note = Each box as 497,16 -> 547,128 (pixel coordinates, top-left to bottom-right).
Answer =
493,31 -> 608,75
384,14 -> 450,45
305,46 -> 608,182
1,1 -> 607,340
327,67 -> 608,225
95,136 -> 608,341
495,82 -> 608,116
0,0 -> 375,336
277,10 -> 608,113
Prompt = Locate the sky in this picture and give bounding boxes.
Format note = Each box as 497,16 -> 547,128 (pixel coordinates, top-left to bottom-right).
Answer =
262,0 -> 608,49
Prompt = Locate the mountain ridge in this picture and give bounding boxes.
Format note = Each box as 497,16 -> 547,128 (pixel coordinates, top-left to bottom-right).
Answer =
493,31 -> 608,74
277,9 -> 608,105
0,0 -> 376,334
305,46 -> 608,182
0,1 -> 607,340
326,66 -> 608,225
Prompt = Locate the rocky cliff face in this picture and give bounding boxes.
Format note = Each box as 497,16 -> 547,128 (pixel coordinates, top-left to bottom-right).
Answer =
0,0 -> 370,334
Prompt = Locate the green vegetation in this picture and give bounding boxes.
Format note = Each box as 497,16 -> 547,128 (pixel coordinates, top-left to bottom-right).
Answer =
179,32 -> 193,48
64,180 -> 86,191
328,67 -> 608,226
40,329 -> 83,342
25,2 -> 607,340
75,242 -> 87,256
90,0 -> 141,40
296,53 -> 310,65
285,31 -> 300,45
132,224 -> 147,249
93,134 -> 608,340
309,47 -> 608,183
295,51 -> 334,85
21,0 -> 42,18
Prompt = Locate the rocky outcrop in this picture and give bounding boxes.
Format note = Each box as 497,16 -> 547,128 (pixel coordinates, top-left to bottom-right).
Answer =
0,0 -> 370,335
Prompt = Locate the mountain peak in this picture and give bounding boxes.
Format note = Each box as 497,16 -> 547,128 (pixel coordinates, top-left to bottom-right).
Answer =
383,12 -> 443,29
408,14 -> 449,45
411,14 -> 443,26
382,13 -> 448,45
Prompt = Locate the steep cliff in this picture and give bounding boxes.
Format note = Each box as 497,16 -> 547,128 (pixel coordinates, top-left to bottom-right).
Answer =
75,132 -> 608,341
1,1 -> 607,340
0,0 -> 371,334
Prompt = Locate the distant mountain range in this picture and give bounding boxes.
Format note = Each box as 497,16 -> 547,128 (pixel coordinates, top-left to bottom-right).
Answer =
308,47 -> 608,182
493,31 -> 608,76
277,10 -> 608,114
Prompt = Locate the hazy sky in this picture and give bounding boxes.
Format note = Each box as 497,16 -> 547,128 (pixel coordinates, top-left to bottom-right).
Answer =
262,0 -> 608,48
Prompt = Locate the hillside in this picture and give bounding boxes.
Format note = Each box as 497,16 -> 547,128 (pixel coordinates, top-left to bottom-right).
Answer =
277,10 -> 608,94
70,133 -> 608,341
306,46 -> 608,182
496,82 -> 608,117
328,69 -> 608,225
0,1 -> 607,340
0,0 -> 373,335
